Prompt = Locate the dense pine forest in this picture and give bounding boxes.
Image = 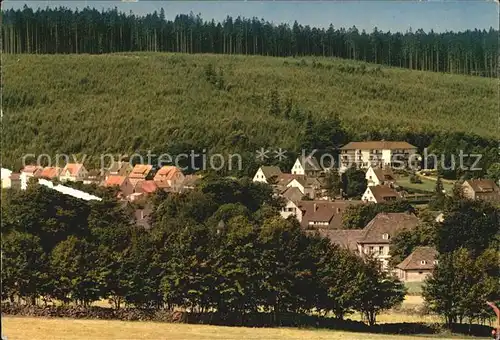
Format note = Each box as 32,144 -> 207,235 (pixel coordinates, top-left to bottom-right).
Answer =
1,6 -> 498,77
3,52 -> 498,178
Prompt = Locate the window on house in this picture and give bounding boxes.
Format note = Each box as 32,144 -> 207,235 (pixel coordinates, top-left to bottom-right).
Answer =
382,233 -> 390,240
379,246 -> 384,254
433,260 -> 438,265
420,260 -> 427,265
418,271 -> 423,275
369,246 -> 374,254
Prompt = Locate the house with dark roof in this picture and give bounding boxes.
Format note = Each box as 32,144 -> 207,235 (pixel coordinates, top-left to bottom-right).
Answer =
297,200 -> 363,230
357,212 -> 420,269
362,185 -> 402,203
133,180 -> 159,196
340,140 -> 418,171
365,165 -> 396,186
462,179 -> 500,202
316,229 -> 364,252
253,166 -> 283,184
291,156 -> 323,177
107,161 -> 133,177
286,176 -> 322,199
395,247 -> 438,282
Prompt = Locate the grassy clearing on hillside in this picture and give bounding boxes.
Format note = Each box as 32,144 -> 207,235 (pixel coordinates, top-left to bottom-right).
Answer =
2,53 -> 496,169
1,317 -> 472,340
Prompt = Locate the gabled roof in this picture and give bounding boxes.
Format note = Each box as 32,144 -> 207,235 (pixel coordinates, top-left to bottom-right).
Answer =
298,200 -> 363,229
282,186 -> 303,203
21,165 -> 42,175
276,173 -> 306,188
367,185 -> 401,202
39,167 -> 62,179
9,173 -> 20,180
371,167 -> 395,182
359,212 -> 419,244
134,180 -> 158,194
62,163 -> 85,176
104,175 -> 126,187
154,166 -> 183,181
129,164 -> 153,178
397,246 -> 438,271
317,229 -> 364,251
464,179 -> 499,193
341,141 -> 417,150
297,156 -> 322,171
260,166 -> 282,179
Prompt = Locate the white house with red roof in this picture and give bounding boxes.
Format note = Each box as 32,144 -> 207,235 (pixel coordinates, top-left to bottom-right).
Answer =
59,163 -> 88,182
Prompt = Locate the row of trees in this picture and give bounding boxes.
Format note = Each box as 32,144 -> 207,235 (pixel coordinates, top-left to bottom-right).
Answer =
1,177 -> 406,325
387,187 -> 500,327
2,7 -> 498,77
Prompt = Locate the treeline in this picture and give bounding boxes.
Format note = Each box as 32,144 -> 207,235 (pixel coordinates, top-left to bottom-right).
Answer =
1,177 -> 408,326
2,7 -> 498,77
2,176 -> 499,327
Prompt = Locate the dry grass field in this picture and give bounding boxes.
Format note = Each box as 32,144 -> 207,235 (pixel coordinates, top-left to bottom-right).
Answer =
1,317 -> 474,340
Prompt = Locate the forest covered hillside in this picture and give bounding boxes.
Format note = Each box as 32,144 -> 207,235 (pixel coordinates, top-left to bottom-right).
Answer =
2,53 -> 497,173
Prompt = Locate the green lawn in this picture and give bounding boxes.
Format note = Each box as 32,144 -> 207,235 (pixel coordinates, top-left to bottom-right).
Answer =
397,176 -> 454,194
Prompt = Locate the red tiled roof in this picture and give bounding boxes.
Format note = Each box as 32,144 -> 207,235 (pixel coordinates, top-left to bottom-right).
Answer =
39,167 -> 62,179
21,165 -> 42,175
298,200 -> 364,229
104,175 -> 126,187
129,164 -> 153,178
154,166 -> 182,181
63,163 -> 84,176
135,180 -> 158,194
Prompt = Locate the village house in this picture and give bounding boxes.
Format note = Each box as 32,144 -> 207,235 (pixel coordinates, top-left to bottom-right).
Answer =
340,141 -> 418,171
253,166 -> 282,184
365,165 -> 396,186
153,166 -> 185,192
20,165 -> 43,190
395,246 -> 438,282
279,187 -> 303,220
291,156 -> 323,177
128,164 -> 154,186
357,212 -> 420,270
362,185 -> 402,203
286,176 -> 322,199
107,161 -> 133,178
1,168 -> 12,189
461,179 -> 500,202
134,205 -> 153,229
104,175 -> 134,197
39,167 -> 62,180
297,200 -> 363,230
316,229 -> 364,252
133,180 -> 159,197
59,163 -> 88,182
8,173 -> 21,190
83,169 -> 104,185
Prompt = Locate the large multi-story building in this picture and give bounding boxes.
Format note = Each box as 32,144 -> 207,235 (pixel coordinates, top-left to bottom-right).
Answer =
340,141 -> 418,171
